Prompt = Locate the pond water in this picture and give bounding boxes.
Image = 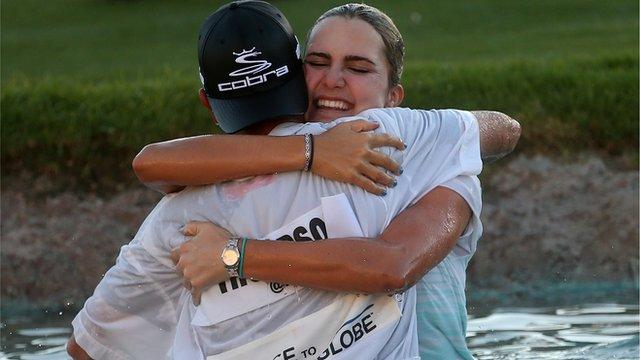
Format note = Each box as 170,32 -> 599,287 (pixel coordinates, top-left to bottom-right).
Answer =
467,304 -> 639,359
1,304 -> 638,359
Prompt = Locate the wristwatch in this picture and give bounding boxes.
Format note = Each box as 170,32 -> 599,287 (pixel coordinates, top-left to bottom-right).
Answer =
221,237 -> 241,277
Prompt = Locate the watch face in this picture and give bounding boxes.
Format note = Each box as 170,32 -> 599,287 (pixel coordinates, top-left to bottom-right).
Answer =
222,249 -> 239,266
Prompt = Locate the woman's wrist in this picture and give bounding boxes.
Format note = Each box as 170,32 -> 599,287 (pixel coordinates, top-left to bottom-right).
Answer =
242,238 -> 255,279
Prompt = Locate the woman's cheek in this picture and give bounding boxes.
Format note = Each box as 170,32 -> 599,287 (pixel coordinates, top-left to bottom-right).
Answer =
303,66 -> 321,89
354,80 -> 388,110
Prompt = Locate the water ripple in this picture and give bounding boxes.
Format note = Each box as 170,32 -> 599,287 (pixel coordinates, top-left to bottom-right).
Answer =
468,304 -> 639,359
1,303 -> 638,359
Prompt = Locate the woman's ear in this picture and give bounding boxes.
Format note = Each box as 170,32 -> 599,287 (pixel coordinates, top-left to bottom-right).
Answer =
386,84 -> 405,107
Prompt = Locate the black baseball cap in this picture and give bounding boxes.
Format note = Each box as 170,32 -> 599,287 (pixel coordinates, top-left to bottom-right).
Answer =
198,1 -> 308,133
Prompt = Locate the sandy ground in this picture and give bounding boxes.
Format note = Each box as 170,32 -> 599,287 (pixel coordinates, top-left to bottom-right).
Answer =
1,154 -> 638,308
472,155 -> 638,281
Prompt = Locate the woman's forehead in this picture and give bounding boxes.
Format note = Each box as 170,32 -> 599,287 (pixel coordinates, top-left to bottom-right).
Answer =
307,17 -> 385,62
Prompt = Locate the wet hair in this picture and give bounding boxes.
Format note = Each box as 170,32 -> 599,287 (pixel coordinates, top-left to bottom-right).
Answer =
307,3 -> 405,87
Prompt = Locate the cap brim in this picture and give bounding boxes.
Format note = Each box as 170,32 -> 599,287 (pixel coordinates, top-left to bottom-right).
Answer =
208,70 -> 308,133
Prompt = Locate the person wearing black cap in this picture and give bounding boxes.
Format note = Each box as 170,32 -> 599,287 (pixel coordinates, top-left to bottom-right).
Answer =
68,2 -> 519,359
197,1 -> 308,133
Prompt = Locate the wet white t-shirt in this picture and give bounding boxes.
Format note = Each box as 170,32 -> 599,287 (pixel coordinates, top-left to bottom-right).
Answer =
72,108 -> 482,360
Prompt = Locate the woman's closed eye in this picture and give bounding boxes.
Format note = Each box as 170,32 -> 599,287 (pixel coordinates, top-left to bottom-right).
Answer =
349,67 -> 370,74
305,60 -> 328,67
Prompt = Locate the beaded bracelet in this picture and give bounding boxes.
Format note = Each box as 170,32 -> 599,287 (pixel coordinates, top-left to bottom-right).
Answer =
303,134 -> 314,171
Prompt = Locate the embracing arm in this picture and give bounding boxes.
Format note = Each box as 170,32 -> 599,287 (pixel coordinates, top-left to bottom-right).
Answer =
133,112 -> 519,194
133,120 -> 403,195
174,186 -> 470,300
244,186 -> 470,293
133,134 -> 307,194
472,111 -> 521,164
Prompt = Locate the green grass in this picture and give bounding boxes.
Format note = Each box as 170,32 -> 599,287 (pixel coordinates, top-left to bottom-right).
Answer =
2,0 -> 638,82
1,0 -> 638,189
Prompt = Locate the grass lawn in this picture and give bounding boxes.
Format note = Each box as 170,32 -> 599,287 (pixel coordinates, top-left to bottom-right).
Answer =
2,0 -> 638,82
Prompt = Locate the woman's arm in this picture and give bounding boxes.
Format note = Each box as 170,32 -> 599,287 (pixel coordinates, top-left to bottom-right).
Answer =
133,112 -> 520,194
133,134 -> 307,194
472,111 -> 521,164
244,186 -> 470,293
133,120 -> 405,195
172,186 -> 470,303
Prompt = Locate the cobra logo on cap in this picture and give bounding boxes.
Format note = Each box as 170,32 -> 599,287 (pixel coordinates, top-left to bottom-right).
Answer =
218,47 -> 289,92
228,48 -> 272,76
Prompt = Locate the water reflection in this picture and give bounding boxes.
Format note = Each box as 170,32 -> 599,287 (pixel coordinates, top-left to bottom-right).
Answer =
468,304 -> 639,359
1,304 -> 638,359
1,325 -> 70,360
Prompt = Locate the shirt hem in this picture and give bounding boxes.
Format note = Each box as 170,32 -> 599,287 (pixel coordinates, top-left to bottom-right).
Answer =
72,314 -> 132,360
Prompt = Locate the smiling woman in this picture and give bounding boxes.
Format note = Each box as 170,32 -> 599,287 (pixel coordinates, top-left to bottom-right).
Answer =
304,5 -> 405,122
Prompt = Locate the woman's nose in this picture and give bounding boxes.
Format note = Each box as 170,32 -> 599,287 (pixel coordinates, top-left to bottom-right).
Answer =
322,66 -> 346,89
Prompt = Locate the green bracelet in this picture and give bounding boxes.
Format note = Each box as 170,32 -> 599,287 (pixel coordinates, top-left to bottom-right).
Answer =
238,237 -> 248,279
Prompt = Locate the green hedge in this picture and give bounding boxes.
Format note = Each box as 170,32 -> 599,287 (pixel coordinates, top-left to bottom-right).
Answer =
2,54 -> 637,190
401,54 -> 638,155
2,74 -> 211,189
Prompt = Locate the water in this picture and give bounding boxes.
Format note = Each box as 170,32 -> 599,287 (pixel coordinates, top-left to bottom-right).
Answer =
1,304 -> 638,359
0,323 -> 70,360
467,304 -> 639,359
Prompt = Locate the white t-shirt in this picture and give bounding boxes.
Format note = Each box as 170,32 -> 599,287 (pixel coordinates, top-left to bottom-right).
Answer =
72,108 -> 482,360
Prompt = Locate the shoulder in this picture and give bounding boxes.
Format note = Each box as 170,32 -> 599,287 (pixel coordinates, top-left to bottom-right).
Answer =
358,107 -> 474,128
357,108 -> 475,146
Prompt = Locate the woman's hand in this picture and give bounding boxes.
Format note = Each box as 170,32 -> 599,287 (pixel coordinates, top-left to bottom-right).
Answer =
170,221 -> 232,305
313,120 -> 405,195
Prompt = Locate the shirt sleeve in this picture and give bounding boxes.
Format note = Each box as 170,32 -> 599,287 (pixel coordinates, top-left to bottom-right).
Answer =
405,109 -> 481,206
440,175 -> 483,257
359,108 -> 482,227
71,238 -> 185,360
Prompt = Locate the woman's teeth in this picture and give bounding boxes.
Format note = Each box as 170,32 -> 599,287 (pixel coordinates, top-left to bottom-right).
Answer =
317,99 -> 349,110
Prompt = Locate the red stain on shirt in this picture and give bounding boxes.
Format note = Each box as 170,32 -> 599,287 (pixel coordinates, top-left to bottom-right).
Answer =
221,175 -> 277,200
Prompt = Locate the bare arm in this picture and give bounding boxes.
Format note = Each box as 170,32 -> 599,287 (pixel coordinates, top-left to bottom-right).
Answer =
173,186 -> 470,301
472,111 -> 521,164
132,134 -> 307,194
134,112 -> 519,194
133,120 -> 404,195
245,186 -> 470,293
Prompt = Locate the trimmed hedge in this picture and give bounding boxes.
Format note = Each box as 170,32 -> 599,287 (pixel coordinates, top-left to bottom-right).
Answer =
401,54 -> 638,155
2,54 -> 638,189
2,74 -> 210,189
